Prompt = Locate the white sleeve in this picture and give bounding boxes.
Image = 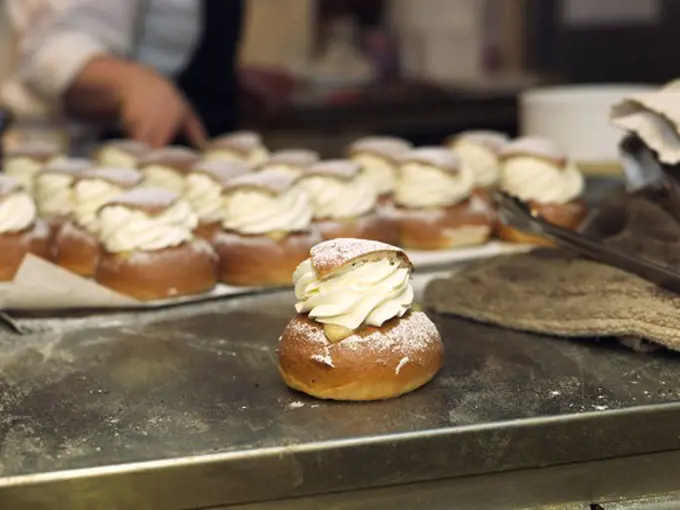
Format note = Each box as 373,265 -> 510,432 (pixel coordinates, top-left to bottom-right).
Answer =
7,0 -> 141,108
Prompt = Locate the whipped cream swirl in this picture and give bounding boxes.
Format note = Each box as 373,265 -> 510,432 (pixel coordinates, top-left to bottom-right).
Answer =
141,165 -> 187,194
222,187 -> 312,235
294,257 -> 414,330
98,200 -> 197,253
184,173 -> 224,223
500,157 -> 584,204
0,191 -> 37,233
395,163 -> 473,209
205,147 -> 270,166
453,141 -> 500,188
351,153 -> 397,195
296,176 -> 376,220
74,179 -> 129,233
4,157 -> 45,192
35,173 -> 76,217
97,147 -> 138,169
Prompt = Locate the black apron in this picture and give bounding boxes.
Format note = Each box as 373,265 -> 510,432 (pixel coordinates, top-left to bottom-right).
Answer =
102,0 -> 243,143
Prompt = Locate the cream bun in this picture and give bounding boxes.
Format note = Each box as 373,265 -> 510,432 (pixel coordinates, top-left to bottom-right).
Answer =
498,137 -> 587,245
393,148 -> 494,250
184,159 -> 251,240
4,141 -> 61,192
347,136 -> 412,200
214,170 -> 321,287
296,160 -> 396,244
139,146 -> 200,195
94,139 -> 150,168
95,188 -> 217,300
204,131 -> 269,166
278,238 -> 444,401
255,149 -> 320,179
446,130 -> 508,191
34,158 -> 91,230
54,167 -> 142,277
0,176 -> 50,280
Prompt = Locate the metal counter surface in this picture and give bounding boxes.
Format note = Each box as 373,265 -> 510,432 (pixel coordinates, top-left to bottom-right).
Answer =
1,272 -> 680,509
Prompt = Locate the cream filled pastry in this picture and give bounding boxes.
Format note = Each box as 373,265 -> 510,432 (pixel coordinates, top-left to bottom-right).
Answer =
0,176 -> 50,280
256,149 -> 320,179
497,137 -> 587,245
34,158 -> 91,224
95,188 -> 217,300
296,160 -> 395,244
347,136 -> 412,198
139,147 -> 200,194
94,140 -> 150,168
214,170 -> 321,287
278,238 -> 444,401
4,141 -> 61,192
447,130 -> 508,189
184,159 -> 251,240
393,148 -> 493,250
204,131 -> 269,166
54,167 -> 142,277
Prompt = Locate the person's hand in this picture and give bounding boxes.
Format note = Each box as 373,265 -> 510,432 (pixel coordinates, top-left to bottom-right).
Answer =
116,65 -> 206,148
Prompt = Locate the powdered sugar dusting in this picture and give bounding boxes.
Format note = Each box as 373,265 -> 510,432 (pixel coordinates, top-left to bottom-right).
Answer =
209,131 -> 262,153
139,147 -> 200,169
43,158 -> 92,175
500,137 -> 566,164
306,160 -> 361,180
400,147 -> 460,174
0,175 -> 24,195
6,140 -> 60,159
192,159 -> 251,185
450,130 -> 509,153
310,238 -> 407,276
79,167 -> 142,188
99,139 -> 149,156
311,352 -> 335,368
223,169 -> 296,195
348,136 -> 412,159
395,356 -> 410,374
106,187 -> 178,210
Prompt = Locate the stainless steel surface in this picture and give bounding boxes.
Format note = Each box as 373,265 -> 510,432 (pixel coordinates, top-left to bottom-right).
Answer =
2,266 -> 680,509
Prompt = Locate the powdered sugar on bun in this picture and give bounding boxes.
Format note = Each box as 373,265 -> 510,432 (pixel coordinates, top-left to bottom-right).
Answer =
264,149 -> 320,168
105,187 -> 178,214
223,170 -> 297,196
6,141 -> 60,161
191,159 -> 250,185
500,137 -> 567,167
306,160 -> 362,180
139,147 -> 200,172
448,130 -> 508,154
78,167 -> 142,188
208,131 -> 262,153
42,158 -> 92,175
399,147 -> 461,174
309,238 -> 411,278
348,136 -> 412,161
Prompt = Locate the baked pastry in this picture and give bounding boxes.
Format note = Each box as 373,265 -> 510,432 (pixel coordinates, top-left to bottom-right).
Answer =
139,146 -> 200,194
278,238 -> 444,401
204,131 -> 269,166
214,170 -> 321,287
347,136 -> 412,201
0,176 -> 50,281
95,188 -> 217,300
184,159 -> 250,240
446,130 -> 508,201
54,168 -> 142,277
256,149 -> 320,179
94,139 -> 150,168
393,148 -> 494,250
296,160 -> 396,244
498,137 -> 587,246
3,141 -> 61,192
34,158 -> 91,232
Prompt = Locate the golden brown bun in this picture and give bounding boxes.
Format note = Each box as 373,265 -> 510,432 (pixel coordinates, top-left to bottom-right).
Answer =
213,230 -> 322,287
397,197 -> 494,250
497,199 -> 588,246
313,213 -> 398,245
0,221 -> 51,281
278,312 -> 444,401
54,222 -> 101,277
194,221 -> 222,242
95,240 -> 217,301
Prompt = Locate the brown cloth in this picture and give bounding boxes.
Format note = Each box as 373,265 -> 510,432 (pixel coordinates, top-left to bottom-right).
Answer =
425,190 -> 680,352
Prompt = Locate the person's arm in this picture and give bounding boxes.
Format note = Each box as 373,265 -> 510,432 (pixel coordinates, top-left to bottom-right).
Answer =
8,0 -> 206,147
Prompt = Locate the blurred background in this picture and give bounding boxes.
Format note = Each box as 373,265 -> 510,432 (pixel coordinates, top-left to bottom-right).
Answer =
0,0 -> 675,170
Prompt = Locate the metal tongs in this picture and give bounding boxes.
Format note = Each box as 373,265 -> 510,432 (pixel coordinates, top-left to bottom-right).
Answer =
496,190 -> 680,296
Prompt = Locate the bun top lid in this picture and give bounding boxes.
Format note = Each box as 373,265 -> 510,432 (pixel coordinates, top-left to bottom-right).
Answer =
309,238 -> 412,279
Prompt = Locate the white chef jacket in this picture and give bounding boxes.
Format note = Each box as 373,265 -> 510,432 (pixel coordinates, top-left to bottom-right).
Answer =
1,0 -> 202,118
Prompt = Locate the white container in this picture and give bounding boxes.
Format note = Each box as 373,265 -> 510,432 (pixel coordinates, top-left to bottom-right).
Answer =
520,84 -> 655,164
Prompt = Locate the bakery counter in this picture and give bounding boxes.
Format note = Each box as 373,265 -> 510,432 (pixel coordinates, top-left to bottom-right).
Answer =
2,267 -> 680,510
